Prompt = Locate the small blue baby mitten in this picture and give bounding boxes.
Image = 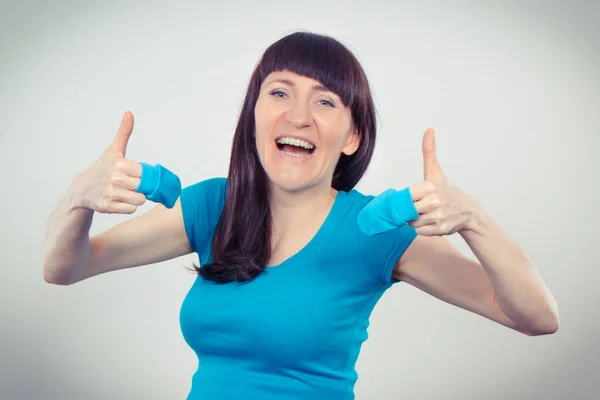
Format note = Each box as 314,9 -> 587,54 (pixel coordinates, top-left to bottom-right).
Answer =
357,187 -> 420,235
134,162 -> 182,209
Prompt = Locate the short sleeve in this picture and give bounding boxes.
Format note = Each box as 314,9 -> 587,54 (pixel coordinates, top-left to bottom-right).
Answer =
359,217 -> 418,287
179,177 -> 227,260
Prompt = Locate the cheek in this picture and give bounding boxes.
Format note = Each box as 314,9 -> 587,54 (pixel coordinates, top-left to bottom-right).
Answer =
254,103 -> 280,137
253,123 -> 275,162
254,122 -> 271,148
316,117 -> 351,151
253,109 -> 268,143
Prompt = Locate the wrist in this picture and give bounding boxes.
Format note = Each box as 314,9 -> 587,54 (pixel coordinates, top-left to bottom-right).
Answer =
67,174 -> 90,212
460,207 -> 491,239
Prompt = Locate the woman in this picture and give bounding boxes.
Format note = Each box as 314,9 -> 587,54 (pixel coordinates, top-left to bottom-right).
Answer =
43,32 -> 559,399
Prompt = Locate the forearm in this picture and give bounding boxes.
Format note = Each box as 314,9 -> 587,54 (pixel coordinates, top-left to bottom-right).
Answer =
460,210 -> 559,335
43,175 -> 95,285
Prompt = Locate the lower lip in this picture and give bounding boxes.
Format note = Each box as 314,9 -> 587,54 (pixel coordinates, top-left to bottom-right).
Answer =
274,142 -> 316,162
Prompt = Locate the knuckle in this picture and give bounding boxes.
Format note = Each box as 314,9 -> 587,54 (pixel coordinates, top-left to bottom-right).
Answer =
132,194 -> 144,206
110,172 -> 123,186
114,159 -> 126,170
439,223 -> 448,234
103,185 -> 117,201
101,198 -> 111,213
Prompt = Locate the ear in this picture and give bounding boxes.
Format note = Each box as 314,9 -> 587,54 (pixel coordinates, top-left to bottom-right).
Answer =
341,129 -> 360,156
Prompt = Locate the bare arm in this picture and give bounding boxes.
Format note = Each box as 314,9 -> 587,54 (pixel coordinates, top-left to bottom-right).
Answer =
43,177 -> 192,285
394,128 -> 558,336
393,235 -> 530,334
42,179 -> 95,284
394,233 -> 558,336
43,111 -> 193,285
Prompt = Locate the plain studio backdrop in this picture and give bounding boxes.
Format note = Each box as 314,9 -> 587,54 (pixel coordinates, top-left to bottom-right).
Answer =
1,0 -> 598,399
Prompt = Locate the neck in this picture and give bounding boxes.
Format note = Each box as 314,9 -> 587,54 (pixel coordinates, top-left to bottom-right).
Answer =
268,182 -> 338,238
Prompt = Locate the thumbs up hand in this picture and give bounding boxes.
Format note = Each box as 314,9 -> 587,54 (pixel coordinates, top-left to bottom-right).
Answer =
71,111 -> 147,214
357,128 -> 482,237
70,111 -> 182,214
407,128 -> 481,236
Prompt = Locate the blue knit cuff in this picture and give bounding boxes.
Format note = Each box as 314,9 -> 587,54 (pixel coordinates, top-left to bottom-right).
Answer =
135,162 -> 182,209
357,187 -> 419,236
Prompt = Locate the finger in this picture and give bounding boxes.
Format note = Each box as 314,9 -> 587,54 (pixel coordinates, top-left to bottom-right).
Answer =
408,215 -> 436,228
422,128 -> 442,181
107,111 -> 134,158
414,225 -> 439,236
115,159 -> 143,179
104,201 -> 138,215
109,186 -> 147,206
412,195 -> 442,215
409,181 -> 436,202
110,169 -> 142,191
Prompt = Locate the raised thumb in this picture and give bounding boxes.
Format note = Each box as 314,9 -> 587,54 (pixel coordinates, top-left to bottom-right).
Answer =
107,111 -> 134,158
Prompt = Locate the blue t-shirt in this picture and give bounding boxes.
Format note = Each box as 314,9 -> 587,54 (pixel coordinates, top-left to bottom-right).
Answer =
179,177 -> 417,399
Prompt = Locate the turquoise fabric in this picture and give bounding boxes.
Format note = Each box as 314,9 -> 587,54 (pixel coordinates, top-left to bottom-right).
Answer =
357,187 -> 420,236
135,162 -> 181,208
179,177 -> 417,399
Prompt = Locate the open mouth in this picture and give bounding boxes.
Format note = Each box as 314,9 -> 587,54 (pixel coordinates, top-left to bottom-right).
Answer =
274,138 -> 316,157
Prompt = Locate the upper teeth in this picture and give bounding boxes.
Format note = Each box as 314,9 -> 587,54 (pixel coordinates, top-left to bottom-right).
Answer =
276,137 -> 314,150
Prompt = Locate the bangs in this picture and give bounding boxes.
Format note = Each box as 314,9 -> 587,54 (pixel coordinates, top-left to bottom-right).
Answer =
257,32 -> 362,108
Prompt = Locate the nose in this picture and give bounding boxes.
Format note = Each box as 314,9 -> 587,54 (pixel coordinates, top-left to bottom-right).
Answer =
285,100 -> 312,129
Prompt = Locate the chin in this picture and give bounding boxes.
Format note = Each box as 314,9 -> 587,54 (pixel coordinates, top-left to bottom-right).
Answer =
259,145 -> 329,193
267,175 -> 313,193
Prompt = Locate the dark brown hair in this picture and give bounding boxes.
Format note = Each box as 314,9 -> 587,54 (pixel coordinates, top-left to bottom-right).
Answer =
194,31 -> 377,283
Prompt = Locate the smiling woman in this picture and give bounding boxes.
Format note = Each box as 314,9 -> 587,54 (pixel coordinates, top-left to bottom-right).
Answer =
42,28 -> 557,400
174,32 -> 417,399
194,32 -> 375,285
174,32 -> 557,399
253,70 -> 360,196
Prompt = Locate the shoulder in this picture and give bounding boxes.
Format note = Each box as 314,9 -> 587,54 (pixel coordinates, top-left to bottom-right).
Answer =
338,187 -> 418,287
183,176 -> 227,194
341,187 -> 376,213
179,177 -> 227,254
181,177 -> 227,208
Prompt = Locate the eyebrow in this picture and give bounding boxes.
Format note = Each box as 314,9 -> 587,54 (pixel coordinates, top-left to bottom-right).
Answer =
267,78 -> 332,93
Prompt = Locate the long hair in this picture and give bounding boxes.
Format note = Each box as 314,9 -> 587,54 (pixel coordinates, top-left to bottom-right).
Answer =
194,31 -> 377,283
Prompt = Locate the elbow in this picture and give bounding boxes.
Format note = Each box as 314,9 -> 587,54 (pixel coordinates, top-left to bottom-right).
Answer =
44,277 -> 71,286
43,264 -> 74,286
522,297 -> 560,336
43,272 -> 70,286
530,317 -> 560,336
523,311 -> 560,336
42,249 -> 72,285
525,324 -> 558,337
538,300 -> 560,335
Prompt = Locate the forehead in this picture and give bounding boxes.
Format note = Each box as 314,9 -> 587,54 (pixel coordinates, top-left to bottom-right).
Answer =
262,70 -> 330,91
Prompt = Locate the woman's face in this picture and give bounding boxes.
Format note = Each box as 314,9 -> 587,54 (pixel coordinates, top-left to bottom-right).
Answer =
254,70 -> 359,193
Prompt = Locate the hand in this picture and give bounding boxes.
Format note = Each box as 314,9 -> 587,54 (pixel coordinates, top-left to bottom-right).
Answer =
70,111 -> 146,214
408,129 -> 481,236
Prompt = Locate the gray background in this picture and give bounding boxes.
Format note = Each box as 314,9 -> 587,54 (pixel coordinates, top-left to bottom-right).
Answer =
1,0 -> 598,399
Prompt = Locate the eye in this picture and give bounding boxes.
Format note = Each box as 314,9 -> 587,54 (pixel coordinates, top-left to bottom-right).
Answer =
318,99 -> 335,107
270,90 -> 287,99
